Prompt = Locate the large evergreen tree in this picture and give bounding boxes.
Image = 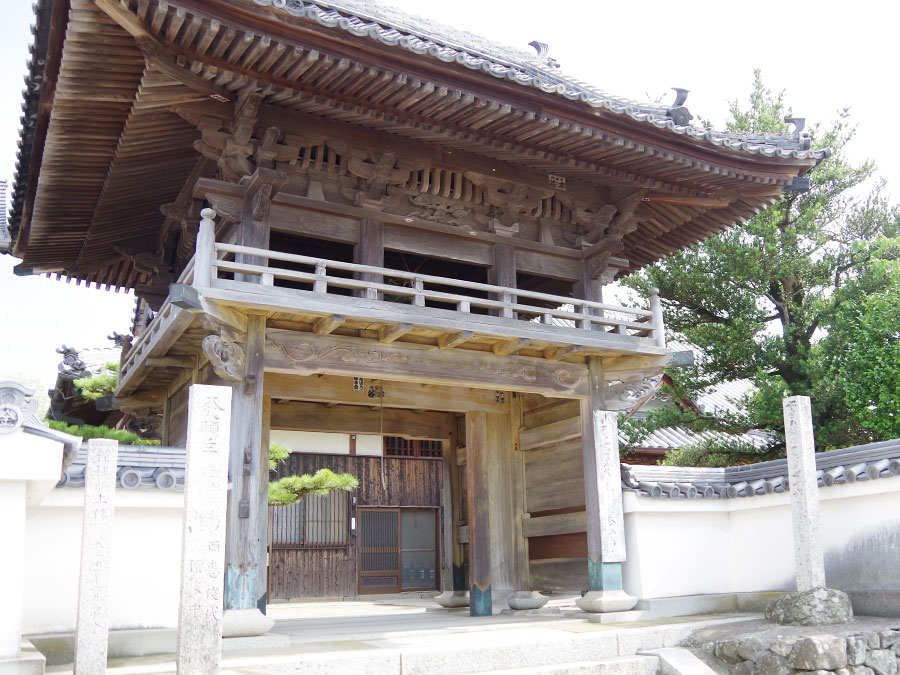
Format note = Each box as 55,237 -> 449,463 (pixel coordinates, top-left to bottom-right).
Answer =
623,72 -> 900,460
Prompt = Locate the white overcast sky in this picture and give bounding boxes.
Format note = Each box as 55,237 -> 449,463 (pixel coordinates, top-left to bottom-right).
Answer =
1,0 -> 897,388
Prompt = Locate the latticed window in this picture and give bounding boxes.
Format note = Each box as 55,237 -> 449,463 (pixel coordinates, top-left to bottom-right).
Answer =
383,437 -> 443,459
270,491 -> 350,548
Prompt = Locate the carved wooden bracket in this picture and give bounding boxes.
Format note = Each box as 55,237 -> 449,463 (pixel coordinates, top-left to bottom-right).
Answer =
603,374 -> 662,412
201,335 -> 245,383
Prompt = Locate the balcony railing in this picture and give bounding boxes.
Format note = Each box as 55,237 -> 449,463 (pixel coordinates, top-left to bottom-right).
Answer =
191,211 -> 665,347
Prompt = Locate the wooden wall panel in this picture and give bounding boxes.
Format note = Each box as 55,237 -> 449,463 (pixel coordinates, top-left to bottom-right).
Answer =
166,382 -> 190,448
527,532 -> 587,561
268,453 -> 442,600
529,557 -> 588,592
268,547 -> 355,599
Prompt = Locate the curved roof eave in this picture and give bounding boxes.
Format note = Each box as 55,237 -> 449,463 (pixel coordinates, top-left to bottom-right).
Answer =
251,0 -> 828,162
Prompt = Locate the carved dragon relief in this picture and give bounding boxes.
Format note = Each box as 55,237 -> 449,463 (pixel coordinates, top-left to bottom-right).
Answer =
201,335 -> 245,383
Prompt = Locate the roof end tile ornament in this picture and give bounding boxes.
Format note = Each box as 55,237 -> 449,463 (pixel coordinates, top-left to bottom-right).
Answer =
666,88 -> 693,126
528,40 -> 560,69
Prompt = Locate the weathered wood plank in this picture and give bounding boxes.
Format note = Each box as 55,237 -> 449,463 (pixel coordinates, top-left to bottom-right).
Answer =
265,330 -> 589,398
271,401 -> 450,439
522,511 -> 587,538
519,417 -> 581,451
264,373 -> 505,413
528,557 -> 588,592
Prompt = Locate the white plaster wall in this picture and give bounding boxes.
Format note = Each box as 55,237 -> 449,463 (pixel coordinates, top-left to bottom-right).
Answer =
270,430 -> 383,456
23,489 -> 185,635
622,478 -> 900,600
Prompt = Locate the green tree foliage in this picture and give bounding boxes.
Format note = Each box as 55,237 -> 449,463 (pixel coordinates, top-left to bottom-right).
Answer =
267,443 -> 358,506
73,362 -> 119,400
46,419 -> 160,446
623,71 -> 900,459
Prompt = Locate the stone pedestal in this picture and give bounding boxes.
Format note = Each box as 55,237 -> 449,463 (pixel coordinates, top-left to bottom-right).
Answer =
507,591 -> 549,611
434,590 -> 470,608
221,608 -> 274,638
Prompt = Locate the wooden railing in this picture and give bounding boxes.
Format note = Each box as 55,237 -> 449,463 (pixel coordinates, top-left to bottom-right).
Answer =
190,208 -> 665,345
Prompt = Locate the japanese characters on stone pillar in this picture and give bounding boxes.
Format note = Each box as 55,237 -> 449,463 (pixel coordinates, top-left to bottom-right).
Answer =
577,358 -> 637,613
782,395 -> 826,591
177,384 -> 232,674
74,438 -> 118,675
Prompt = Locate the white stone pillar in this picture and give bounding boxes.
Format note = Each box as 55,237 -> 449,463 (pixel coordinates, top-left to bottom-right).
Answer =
0,482 -> 26,659
74,439 -> 119,675
177,384 -> 232,674
782,395 -> 826,591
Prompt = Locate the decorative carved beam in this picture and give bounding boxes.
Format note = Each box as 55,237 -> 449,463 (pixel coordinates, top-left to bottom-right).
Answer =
545,345 -> 583,362
265,330 -> 589,398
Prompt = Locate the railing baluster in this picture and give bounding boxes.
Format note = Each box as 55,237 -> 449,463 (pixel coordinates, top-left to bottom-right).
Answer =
501,291 -> 514,319
542,313 -> 553,325
193,208 -> 216,287
413,277 -> 425,306
649,287 -> 666,347
261,272 -> 274,286
458,299 -> 470,313
314,262 -> 328,294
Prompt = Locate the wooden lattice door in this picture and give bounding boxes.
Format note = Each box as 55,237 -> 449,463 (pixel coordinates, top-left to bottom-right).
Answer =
357,508 -> 438,595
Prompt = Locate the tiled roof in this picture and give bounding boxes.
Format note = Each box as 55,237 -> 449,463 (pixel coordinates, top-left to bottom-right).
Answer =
61,443 -> 185,491
253,0 -> 827,161
622,439 -> 900,499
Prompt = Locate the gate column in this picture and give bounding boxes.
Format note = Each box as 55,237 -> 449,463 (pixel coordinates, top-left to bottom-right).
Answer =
576,357 -> 637,613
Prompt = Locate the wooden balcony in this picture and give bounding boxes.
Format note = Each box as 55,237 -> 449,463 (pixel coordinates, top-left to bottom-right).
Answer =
117,217 -> 668,399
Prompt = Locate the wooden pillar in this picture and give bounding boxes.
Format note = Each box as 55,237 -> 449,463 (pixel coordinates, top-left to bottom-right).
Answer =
488,244 -> 516,318
355,218 -> 384,298
257,396 -> 272,612
234,168 -> 283,282
224,314 -> 267,611
465,411 -> 492,616
576,357 -> 637,613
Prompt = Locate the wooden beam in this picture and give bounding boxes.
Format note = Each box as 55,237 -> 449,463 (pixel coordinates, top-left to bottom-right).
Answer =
270,401 -> 450,439
521,511 -> 588,538
379,322 -> 412,343
265,330 -> 589,398
313,314 -> 345,336
146,356 -> 196,369
437,330 -> 473,350
263,373 -> 505,413
493,339 -> 529,356
545,345 -> 583,362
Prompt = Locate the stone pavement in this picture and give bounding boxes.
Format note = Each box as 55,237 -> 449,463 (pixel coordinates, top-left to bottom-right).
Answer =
40,596 -> 759,674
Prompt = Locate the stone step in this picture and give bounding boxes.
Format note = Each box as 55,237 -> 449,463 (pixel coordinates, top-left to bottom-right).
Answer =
641,648 -> 719,675
469,654 -> 660,675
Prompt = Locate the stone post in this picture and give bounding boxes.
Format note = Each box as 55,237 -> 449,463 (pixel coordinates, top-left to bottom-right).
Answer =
782,395 -> 826,591
577,358 -> 637,613
177,384 -> 232,674
74,438 -> 119,675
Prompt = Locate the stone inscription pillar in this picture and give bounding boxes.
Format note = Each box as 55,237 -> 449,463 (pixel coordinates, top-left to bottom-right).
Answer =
465,412 -> 492,616
576,357 -> 637,613
74,438 -> 118,675
176,384 -> 232,674
782,395 -> 827,591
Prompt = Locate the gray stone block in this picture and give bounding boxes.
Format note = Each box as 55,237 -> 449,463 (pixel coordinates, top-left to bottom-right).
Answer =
848,637 -> 868,665
865,649 -> 899,675
769,638 -> 800,657
882,632 -> 900,649
789,636 -> 849,670
756,652 -> 791,675
716,640 -> 743,665
737,638 -> 769,662
731,660 -> 755,675
765,588 -> 854,626
851,667 -> 876,675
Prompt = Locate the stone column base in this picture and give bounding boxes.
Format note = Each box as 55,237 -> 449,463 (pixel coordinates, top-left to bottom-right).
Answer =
222,608 -> 275,637
0,640 -> 46,675
434,590 -> 470,608
576,589 -> 638,613
507,590 -> 549,610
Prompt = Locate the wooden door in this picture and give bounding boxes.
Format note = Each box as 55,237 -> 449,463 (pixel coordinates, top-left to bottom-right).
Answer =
357,508 -> 438,594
